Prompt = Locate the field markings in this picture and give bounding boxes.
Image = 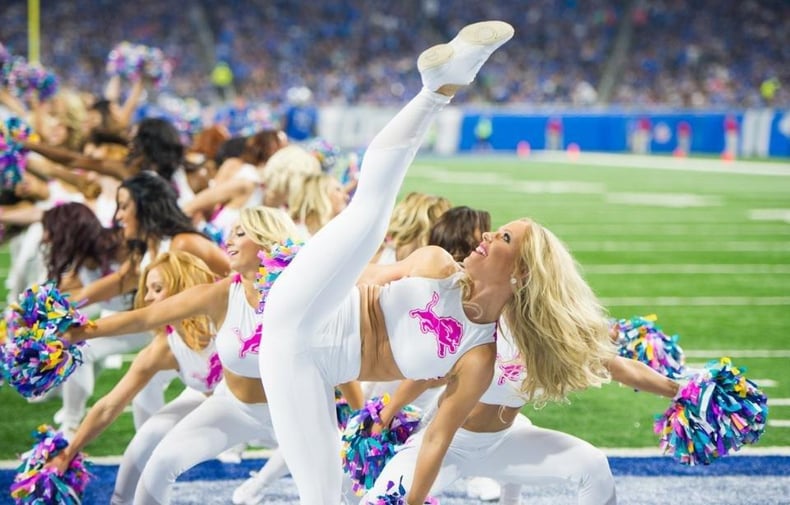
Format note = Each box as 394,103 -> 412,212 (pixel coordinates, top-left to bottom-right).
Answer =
769,420 -> 790,428
529,151 -> 790,177
749,209 -> 790,223
552,224 -> 790,236
606,192 -> 722,208
600,296 -> 790,306
769,399 -> 790,407
686,350 -> 790,359
569,241 -> 790,252
584,264 -> 790,275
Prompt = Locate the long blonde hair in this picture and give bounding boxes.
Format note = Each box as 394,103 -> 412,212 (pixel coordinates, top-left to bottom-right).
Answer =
288,173 -> 337,232
502,218 -> 615,406
387,192 -> 451,250
259,145 -> 321,207
134,251 -> 216,350
239,206 -> 299,248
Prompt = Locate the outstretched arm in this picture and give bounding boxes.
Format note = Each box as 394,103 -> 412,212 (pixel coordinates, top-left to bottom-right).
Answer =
67,278 -> 229,342
407,344 -> 495,504
358,245 -> 458,286
67,260 -> 137,307
22,141 -> 130,180
606,356 -> 680,398
49,335 -> 175,472
115,78 -> 144,130
182,177 -> 252,217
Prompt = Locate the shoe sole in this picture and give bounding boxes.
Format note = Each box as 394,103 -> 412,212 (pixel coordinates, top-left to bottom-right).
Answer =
418,20 -> 515,72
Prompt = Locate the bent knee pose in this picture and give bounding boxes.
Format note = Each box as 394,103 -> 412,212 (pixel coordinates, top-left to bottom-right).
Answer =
68,207 -> 296,505
259,21 -> 515,505
366,320 -> 682,505
48,252 -> 220,496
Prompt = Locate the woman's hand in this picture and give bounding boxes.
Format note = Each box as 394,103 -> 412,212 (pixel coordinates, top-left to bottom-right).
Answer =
45,451 -> 71,475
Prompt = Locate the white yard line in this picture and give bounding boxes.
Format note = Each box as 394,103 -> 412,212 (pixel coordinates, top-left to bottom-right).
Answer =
570,241 -> 790,252
769,399 -> 790,407
686,350 -> 790,359
551,224 -> 790,236
531,151 -> 790,177
584,264 -> 790,275
600,296 -> 790,306
768,420 -> 790,428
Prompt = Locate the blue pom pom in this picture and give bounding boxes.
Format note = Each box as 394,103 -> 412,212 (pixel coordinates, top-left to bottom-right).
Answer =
612,314 -> 685,379
654,357 -> 768,465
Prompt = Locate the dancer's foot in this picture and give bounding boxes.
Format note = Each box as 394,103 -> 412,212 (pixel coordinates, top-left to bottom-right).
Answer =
418,20 -> 515,94
232,470 -> 267,505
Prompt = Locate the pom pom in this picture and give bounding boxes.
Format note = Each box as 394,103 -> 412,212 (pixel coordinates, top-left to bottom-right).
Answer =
255,239 -> 303,314
106,42 -> 172,88
367,476 -> 439,505
200,221 -> 225,248
1,282 -> 91,398
10,424 -> 91,504
23,63 -> 59,102
341,395 -> 422,495
611,314 -> 685,379
654,357 -> 768,465
1,56 -> 29,93
0,116 -> 33,189
335,388 -> 353,430
302,137 -> 340,172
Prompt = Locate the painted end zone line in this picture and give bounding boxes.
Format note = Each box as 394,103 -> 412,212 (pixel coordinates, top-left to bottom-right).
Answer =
686,349 -> 790,359
600,296 -> 790,306
3,446 -> 790,470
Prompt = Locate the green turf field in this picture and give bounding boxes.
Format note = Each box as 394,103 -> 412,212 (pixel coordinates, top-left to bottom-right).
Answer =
1,152 -> 788,459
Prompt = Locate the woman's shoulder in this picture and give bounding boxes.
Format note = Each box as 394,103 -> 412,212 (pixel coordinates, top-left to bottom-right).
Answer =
407,246 -> 462,279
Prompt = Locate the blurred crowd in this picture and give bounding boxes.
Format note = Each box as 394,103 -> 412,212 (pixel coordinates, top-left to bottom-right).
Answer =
0,0 -> 787,109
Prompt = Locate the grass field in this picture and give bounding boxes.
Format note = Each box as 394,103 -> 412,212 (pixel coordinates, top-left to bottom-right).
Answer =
1,151 -> 789,461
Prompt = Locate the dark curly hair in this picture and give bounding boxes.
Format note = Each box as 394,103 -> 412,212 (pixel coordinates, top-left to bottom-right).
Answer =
428,206 -> 492,262
127,118 -> 184,182
41,202 -> 123,284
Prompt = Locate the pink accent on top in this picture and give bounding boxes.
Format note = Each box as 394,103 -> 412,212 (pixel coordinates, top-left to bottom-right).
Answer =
236,324 -> 261,358
232,273 -> 243,283
408,291 -> 464,358
203,352 -> 223,388
496,357 -> 525,386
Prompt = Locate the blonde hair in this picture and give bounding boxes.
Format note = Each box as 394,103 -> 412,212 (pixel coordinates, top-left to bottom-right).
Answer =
259,145 -> 321,207
502,218 -> 615,406
239,206 -> 299,249
288,173 -> 338,232
134,251 -> 216,350
388,192 -> 451,249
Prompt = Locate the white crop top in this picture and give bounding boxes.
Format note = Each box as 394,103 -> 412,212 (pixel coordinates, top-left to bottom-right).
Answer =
378,272 -> 496,380
140,238 -> 172,272
77,265 -> 134,313
214,275 -> 261,378
478,319 -> 527,408
166,325 -> 222,394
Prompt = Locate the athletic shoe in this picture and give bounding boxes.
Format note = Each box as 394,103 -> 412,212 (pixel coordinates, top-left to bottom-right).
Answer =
466,476 -> 502,502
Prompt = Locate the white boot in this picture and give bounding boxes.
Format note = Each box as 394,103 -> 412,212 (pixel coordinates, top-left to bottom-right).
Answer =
466,476 -> 502,502
418,20 -> 514,91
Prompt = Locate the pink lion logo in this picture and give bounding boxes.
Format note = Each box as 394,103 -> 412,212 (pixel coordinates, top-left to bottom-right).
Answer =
408,291 -> 464,358
204,352 -> 223,388
236,324 -> 261,358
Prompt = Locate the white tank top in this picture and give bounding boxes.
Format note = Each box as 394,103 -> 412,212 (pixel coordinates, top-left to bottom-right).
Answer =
214,275 -> 261,378
378,272 -> 496,380
172,167 -> 196,207
77,265 -> 134,313
208,164 -> 265,244
166,325 -> 222,394
478,320 -> 527,408
140,237 -> 172,272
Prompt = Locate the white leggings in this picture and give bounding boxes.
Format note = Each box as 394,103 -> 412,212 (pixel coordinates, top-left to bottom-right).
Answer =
111,387 -> 207,504
362,415 -> 617,505
259,88 -> 450,505
131,382 -> 278,505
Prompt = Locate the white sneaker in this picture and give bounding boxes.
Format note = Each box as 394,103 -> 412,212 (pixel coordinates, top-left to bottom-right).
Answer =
418,20 -> 515,91
466,476 -> 501,502
232,470 -> 266,505
216,443 -> 245,464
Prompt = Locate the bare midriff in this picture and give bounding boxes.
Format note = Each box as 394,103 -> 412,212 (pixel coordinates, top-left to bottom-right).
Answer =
357,284 -> 404,382
223,369 -> 268,404
461,402 -> 521,433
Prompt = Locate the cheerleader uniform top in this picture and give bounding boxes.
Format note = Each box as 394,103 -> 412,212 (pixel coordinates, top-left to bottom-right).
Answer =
378,272 -> 496,380
77,264 -> 134,313
166,325 -> 223,394
140,238 -> 172,272
209,164 -> 265,243
478,319 -> 527,409
214,274 -> 261,378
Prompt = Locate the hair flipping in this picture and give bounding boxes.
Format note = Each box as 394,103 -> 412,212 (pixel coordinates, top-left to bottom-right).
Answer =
134,251 -> 215,351
499,219 -> 615,406
42,202 -> 123,284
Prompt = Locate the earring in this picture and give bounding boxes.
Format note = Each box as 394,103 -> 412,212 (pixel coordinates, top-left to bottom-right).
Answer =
510,277 -> 517,285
